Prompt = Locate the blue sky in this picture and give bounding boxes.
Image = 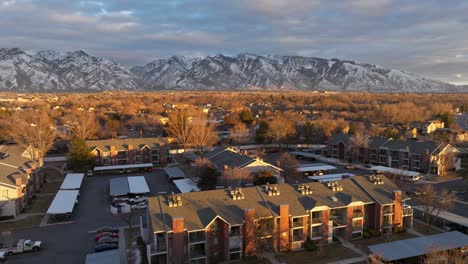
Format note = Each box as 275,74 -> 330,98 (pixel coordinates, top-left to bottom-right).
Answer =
1,0 -> 467,84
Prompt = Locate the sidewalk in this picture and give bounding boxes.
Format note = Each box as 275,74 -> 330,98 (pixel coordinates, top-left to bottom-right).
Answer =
0,212 -> 44,222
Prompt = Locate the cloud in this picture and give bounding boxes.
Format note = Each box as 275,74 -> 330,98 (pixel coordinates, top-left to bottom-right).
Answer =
0,0 -> 466,84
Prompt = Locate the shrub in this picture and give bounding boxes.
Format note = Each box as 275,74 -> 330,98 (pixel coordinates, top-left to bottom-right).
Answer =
304,239 -> 317,252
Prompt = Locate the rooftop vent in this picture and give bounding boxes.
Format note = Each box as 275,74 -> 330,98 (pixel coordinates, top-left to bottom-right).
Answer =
265,183 -> 280,196
168,192 -> 183,207
297,184 -> 313,195
230,187 -> 245,200
330,196 -> 338,202
369,175 -> 384,185
327,181 -> 343,192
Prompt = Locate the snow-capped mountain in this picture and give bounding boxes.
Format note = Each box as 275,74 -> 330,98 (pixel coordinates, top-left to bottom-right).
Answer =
0,48 -> 465,93
132,54 -> 464,93
0,48 -> 139,91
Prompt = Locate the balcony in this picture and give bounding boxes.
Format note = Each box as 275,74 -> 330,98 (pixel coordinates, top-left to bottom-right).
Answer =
383,222 -> 393,228
229,236 -> 241,252
311,217 -> 322,225
154,237 -> 167,253
352,210 -> 364,218
352,225 -> 363,232
403,206 -> 413,216
189,244 -> 206,259
331,216 -> 346,227
292,219 -> 304,228
383,207 -> 394,215
189,232 -> 206,244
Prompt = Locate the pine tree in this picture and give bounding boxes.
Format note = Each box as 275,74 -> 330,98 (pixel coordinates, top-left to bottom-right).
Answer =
67,138 -> 94,171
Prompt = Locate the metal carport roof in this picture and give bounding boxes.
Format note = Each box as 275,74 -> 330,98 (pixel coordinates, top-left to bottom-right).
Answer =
109,177 -> 130,197
60,173 -> 84,190
368,231 -> 468,261
47,190 -> 79,214
127,176 -> 150,194
164,166 -> 185,179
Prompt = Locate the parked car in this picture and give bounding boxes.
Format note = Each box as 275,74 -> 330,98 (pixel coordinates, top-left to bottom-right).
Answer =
96,227 -> 119,234
0,251 -> 6,262
1,239 -> 42,256
404,175 -> 420,183
95,232 -> 118,241
94,243 -> 118,253
129,196 -> 147,204
345,164 -> 355,170
131,201 -> 148,209
97,237 -> 119,244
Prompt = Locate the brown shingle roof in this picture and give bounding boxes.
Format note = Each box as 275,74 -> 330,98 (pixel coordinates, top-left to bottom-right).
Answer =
148,175 -> 399,232
86,137 -> 170,152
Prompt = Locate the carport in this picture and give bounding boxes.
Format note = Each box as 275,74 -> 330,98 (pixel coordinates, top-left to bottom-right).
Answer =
370,165 -> 420,177
173,178 -> 200,193
164,166 -> 185,181
47,190 -> 80,215
109,176 -> 150,197
60,173 -> 84,190
368,231 -> 468,262
297,163 -> 337,176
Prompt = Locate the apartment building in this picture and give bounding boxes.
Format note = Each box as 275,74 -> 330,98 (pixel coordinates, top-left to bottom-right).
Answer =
326,134 -> 460,175
0,144 -> 39,218
146,175 -> 413,264
87,137 -> 173,166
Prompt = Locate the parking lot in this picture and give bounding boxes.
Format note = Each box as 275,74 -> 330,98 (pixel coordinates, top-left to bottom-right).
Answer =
9,168 -> 177,264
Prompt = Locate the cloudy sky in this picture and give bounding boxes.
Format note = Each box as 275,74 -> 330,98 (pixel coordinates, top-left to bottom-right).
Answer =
1,0 -> 467,84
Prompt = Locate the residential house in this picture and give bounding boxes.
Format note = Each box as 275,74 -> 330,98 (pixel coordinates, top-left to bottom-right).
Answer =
146,174 -> 413,264
205,147 -> 282,181
87,137 -> 173,166
0,145 -> 40,218
412,120 -> 445,135
326,134 -> 460,175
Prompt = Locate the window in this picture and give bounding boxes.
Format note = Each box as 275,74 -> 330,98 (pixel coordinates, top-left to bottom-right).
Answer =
230,226 -> 241,237
189,231 -> 206,243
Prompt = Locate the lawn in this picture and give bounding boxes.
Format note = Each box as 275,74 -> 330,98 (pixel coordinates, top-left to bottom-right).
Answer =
0,215 -> 44,232
412,221 -> 442,235
43,167 -> 64,181
352,232 -> 419,254
24,195 -> 55,214
40,180 -> 63,194
277,243 -> 360,264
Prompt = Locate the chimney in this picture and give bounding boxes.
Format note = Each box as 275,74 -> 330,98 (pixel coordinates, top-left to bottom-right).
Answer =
14,175 -> 22,187
224,165 -> 229,171
172,217 -> 185,263
128,144 -> 133,150
279,204 -> 290,251
244,209 -> 256,256
275,161 -> 281,167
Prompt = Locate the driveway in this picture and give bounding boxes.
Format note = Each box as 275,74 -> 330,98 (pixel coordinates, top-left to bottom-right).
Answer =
9,169 -> 176,264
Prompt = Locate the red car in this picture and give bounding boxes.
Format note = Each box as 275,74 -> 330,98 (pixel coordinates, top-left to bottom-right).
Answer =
95,232 -> 118,241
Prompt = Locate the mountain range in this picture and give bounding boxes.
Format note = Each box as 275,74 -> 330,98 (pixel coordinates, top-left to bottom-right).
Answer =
0,48 -> 465,93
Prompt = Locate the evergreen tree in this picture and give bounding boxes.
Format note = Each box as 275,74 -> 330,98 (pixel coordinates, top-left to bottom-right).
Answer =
255,121 -> 269,143
67,138 -> 94,171
239,110 -> 254,125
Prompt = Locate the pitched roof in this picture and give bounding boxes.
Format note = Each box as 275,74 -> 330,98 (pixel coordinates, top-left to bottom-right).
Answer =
329,134 -> 351,145
207,148 -> 255,170
86,137 -> 169,152
369,137 -> 391,149
381,139 -> 443,155
148,175 -> 399,232
0,144 -> 34,186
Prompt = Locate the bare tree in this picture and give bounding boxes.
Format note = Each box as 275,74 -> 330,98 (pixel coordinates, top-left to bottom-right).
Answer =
267,114 -> 296,147
9,111 -> 57,167
244,217 -> 278,260
166,108 -> 192,150
279,152 -> 301,183
415,185 -> 455,233
65,110 -> 100,139
230,121 -> 250,148
424,247 -> 466,264
189,111 -> 218,155
221,167 -> 252,187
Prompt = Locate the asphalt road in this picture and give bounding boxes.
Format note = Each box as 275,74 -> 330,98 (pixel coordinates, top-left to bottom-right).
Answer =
8,169 -> 177,264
